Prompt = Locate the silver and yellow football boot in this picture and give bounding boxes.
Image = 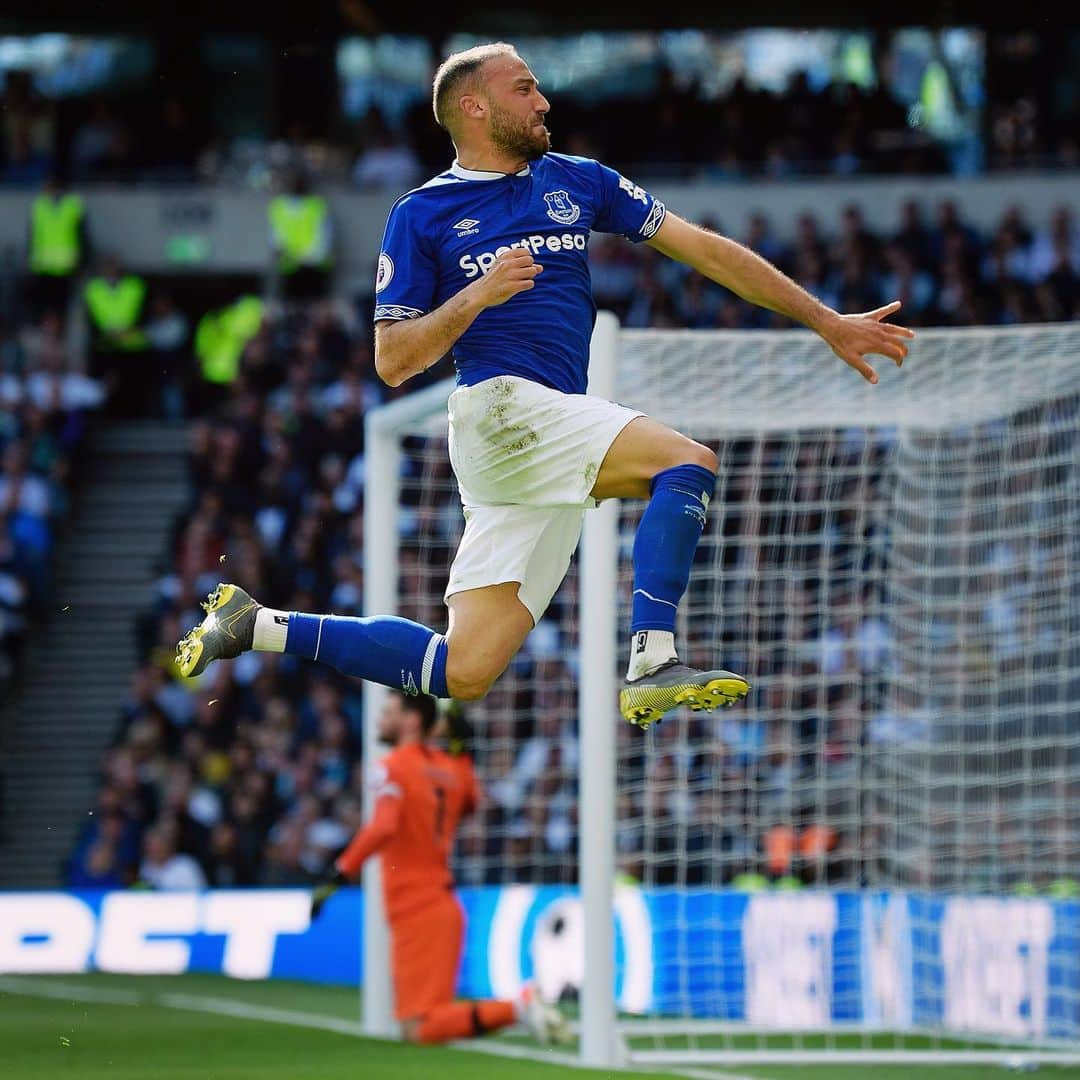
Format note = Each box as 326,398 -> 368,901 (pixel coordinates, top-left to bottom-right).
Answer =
620,661 -> 750,729
176,583 -> 259,678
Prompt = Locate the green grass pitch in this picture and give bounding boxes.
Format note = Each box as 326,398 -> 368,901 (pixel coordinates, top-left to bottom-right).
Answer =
2,972 -> 1079,1080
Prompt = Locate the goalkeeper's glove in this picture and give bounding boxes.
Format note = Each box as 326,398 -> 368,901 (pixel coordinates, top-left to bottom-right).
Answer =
310,867 -> 349,921
442,700 -> 474,757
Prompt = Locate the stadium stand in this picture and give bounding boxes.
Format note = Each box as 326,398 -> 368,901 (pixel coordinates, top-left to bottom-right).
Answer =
2,29 -> 1078,189
0,308 -> 105,705
65,197 -> 1079,889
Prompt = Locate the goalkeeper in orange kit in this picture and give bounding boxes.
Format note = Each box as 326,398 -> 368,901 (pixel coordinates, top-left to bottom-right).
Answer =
310,692 -> 568,1046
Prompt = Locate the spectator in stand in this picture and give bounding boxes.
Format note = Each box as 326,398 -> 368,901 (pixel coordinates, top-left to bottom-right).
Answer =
1035,232 -> 1080,321
67,813 -> 133,889
144,292 -> 191,420
930,199 -> 983,271
1030,207 -> 1080,283
0,439 -> 55,605
1,71 -> 56,186
743,211 -> 786,266
138,824 -> 208,890
352,114 -> 423,191
141,96 -> 203,184
70,97 -> 130,183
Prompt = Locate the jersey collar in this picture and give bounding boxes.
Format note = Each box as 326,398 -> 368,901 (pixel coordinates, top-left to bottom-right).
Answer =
450,160 -> 532,181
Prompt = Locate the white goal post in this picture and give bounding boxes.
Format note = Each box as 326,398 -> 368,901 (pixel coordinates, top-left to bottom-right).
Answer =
364,315 -> 1080,1068
360,313 -> 622,1059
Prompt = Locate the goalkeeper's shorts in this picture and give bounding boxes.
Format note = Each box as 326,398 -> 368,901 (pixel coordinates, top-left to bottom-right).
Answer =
446,374 -> 642,624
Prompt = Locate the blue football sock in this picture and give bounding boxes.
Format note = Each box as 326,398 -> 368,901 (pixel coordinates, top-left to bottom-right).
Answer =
284,613 -> 448,698
631,463 -> 717,634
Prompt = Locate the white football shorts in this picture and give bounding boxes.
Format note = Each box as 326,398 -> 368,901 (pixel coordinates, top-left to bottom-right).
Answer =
444,374 -> 643,623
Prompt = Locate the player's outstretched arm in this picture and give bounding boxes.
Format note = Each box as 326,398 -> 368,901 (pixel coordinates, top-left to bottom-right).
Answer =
646,212 -> 915,384
310,793 -> 402,920
374,250 -> 543,387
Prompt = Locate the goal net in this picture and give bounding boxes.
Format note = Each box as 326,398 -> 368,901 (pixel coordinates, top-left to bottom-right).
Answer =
363,318 -> 1080,1067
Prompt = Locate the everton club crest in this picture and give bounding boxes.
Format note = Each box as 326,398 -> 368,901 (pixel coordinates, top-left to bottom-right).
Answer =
544,190 -> 581,225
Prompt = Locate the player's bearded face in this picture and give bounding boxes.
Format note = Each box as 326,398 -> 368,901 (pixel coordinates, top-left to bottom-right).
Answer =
377,703 -> 402,743
487,98 -> 550,160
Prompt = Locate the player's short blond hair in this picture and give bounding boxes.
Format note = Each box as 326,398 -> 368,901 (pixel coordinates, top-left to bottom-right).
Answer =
432,42 -> 519,133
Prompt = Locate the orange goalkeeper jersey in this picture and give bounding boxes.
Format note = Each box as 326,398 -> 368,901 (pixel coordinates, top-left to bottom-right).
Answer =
336,741 -> 479,921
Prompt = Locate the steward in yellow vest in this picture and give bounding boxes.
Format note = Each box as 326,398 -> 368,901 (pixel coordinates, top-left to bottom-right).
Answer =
84,257 -> 149,417
84,260 -> 147,353
26,174 -> 88,317
268,172 -> 333,301
195,295 -> 265,387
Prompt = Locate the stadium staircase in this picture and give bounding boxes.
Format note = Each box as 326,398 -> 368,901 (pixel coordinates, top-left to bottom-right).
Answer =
0,420 -> 189,887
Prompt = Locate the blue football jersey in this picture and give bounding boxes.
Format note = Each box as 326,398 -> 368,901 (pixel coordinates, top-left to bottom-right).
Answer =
372,153 -> 666,395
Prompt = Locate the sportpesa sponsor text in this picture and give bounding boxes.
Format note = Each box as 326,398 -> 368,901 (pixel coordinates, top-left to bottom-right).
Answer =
458,231 -> 588,278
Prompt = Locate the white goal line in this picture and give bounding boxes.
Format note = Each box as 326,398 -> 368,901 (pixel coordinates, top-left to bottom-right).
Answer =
629,1049 -> 1080,1066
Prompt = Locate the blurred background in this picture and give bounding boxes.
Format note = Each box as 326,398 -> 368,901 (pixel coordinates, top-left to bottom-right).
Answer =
0,2 -> 1078,1060
1,0 -> 1077,890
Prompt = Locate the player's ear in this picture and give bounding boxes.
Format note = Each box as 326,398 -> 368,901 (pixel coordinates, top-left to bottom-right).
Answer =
459,93 -> 485,121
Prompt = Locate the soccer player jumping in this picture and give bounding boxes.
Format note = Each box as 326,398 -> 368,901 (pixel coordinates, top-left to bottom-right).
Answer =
177,42 -> 914,728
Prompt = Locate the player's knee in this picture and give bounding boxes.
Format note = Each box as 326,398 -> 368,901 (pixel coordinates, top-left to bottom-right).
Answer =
446,675 -> 495,702
444,655 -> 497,701
684,441 -> 718,474
654,441 -> 717,479
401,1019 -> 422,1044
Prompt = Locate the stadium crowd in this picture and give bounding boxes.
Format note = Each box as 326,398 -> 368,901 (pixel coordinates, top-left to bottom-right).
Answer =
0,306 -> 105,704
63,195 -> 1080,891
1,32 -> 1078,188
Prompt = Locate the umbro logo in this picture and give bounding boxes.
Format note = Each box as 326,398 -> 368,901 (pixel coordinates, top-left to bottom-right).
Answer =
453,218 -> 480,236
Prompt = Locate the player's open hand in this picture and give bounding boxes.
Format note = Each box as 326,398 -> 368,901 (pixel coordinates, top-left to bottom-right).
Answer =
819,300 -> 915,384
473,249 -> 543,308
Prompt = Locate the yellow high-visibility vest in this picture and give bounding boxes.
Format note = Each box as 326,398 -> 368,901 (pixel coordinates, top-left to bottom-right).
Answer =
196,296 -> 264,385
30,194 -> 84,276
773,875 -> 805,892
1048,879 -> 1080,899
731,872 -> 769,892
268,195 -> 330,273
85,276 -> 147,350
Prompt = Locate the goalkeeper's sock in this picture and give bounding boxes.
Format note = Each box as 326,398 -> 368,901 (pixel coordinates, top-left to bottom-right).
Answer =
628,463 -> 716,680
253,608 -> 448,698
415,1000 -> 516,1044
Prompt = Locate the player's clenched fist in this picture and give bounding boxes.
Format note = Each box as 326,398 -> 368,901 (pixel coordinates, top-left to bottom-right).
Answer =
471,249 -> 543,307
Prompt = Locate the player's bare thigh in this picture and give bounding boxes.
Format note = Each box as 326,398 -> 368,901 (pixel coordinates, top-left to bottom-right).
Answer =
444,582 -> 534,701
590,415 -> 717,501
